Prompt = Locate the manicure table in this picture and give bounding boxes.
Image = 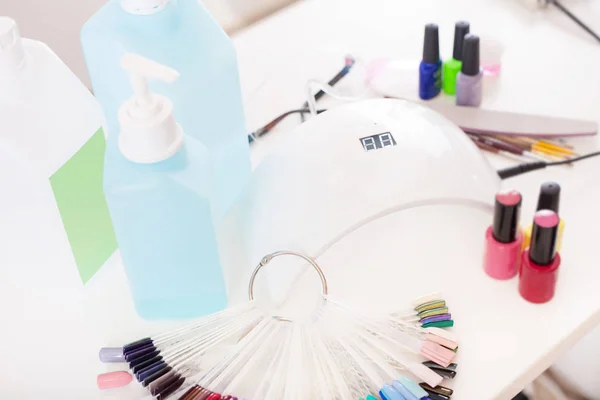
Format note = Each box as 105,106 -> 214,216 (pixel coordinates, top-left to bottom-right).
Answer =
2,0 -> 600,399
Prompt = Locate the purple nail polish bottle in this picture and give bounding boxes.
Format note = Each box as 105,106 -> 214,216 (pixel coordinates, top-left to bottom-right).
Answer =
419,23 -> 442,100
456,34 -> 483,107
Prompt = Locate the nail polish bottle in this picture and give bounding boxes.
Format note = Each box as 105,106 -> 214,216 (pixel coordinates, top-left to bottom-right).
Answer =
456,34 -> 483,107
483,189 -> 523,280
443,21 -> 470,95
419,23 -> 442,100
523,182 -> 565,252
520,210 -> 561,304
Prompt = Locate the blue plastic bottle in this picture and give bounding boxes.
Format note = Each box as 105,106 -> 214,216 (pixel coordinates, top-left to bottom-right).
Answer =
104,54 -> 226,319
81,0 -> 250,215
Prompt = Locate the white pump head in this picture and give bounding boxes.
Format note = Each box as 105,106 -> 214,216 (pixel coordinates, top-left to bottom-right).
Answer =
120,0 -> 171,15
118,53 -> 184,164
0,17 -> 26,75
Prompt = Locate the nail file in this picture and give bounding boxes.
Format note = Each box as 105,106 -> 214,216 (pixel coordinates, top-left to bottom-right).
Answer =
425,101 -> 597,138
367,60 -> 598,137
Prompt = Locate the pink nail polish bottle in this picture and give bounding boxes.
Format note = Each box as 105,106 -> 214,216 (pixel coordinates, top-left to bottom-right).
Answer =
484,189 -> 523,280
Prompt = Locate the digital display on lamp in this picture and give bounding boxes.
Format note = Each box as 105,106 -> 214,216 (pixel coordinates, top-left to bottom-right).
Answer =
360,132 -> 396,152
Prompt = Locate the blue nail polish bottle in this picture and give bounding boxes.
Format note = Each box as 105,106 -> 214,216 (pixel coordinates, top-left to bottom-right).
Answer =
419,23 -> 442,100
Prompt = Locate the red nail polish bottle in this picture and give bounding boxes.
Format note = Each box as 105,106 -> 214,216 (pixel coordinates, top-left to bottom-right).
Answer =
519,210 -> 561,304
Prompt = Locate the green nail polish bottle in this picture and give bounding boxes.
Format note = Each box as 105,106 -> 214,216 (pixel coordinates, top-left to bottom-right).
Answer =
443,21 -> 470,95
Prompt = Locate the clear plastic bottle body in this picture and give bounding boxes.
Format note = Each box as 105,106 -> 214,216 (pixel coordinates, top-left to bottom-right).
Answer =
104,135 -> 227,319
81,0 -> 250,214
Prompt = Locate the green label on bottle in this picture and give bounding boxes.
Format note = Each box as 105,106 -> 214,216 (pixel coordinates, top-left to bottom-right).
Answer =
49,127 -> 118,284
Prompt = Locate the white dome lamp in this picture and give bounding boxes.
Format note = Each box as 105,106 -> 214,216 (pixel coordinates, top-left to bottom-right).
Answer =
220,98 -> 501,304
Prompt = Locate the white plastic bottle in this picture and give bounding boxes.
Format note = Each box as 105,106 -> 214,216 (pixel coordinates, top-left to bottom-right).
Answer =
0,17 -> 117,396
0,17 -> 117,285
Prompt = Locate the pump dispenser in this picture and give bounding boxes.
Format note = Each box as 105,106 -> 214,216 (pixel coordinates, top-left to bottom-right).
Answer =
118,54 -> 183,163
104,54 -> 228,320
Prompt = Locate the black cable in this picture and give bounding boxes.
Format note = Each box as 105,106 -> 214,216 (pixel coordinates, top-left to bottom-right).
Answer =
497,150 -> 600,179
300,56 -> 356,123
550,0 -> 600,44
248,108 -> 327,144
546,150 -> 600,166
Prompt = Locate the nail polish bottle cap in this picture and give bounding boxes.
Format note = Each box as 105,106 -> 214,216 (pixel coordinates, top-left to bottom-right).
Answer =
423,23 -> 440,64
452,21 -> 470,61
530,210 -> 559,265
461,34 -> 480,76
492,189 -> 522,243
537,182 -> 561,213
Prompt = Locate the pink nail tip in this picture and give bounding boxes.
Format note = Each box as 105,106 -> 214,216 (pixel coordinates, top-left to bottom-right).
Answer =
97,371 -> 133,390
425,333 -> 458,350
423,340 -> 456,360
420,348 -> 451,368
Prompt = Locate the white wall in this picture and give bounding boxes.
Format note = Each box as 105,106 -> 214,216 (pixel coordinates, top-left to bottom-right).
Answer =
0,0 -> 294,87
0,0 -> 104,87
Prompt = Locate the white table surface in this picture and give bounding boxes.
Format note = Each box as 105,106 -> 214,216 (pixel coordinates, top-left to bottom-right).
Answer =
231,1 -> 600,400
3,0 -> 600,399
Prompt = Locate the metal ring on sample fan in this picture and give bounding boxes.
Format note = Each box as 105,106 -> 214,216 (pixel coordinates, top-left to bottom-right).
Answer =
248,250 -> 329,300
248,250 -> 329,322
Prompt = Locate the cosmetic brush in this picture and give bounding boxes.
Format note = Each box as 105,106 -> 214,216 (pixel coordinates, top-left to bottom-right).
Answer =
469,134 -> 549,161
531,143 -> 573,159
540,138 -> 575,150
474,141 -> 533,163
495,135 -> 576,157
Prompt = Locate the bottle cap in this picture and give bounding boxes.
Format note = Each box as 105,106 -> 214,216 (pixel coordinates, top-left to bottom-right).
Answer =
422,24 -> 440,64
452,21 -> 470,61
0,17 -> 26,74
461,34 -> 480,76
529,210 -> 559,265
537,181 -> 561,213
118,54 -> 184,164
120,0 -> 170,15
492,189 -> 522,243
